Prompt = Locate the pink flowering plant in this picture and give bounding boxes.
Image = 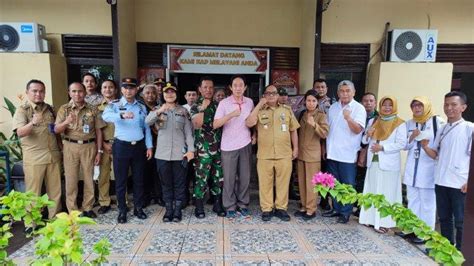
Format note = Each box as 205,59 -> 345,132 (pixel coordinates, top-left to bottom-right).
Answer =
312,171 -> 465,266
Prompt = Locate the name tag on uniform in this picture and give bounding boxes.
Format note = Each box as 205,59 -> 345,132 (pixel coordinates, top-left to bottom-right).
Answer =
281,124 -> 287,132
119,107 -> 126,111
83,124 -> 90,134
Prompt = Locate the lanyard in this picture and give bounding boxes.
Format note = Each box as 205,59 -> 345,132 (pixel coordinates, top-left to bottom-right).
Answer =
438,120 -> 463,150
412,122 -> 427,186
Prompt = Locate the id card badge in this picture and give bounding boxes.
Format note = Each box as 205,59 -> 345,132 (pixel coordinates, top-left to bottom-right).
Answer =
281,124 -> 288,132
83,124 -> 90,134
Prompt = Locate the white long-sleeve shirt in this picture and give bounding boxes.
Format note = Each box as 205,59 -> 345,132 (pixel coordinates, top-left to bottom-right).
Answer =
403,116 -> 444,188
362,119 -> 407,171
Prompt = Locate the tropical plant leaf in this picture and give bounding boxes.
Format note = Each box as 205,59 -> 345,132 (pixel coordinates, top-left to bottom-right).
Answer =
3,97 -> 16,117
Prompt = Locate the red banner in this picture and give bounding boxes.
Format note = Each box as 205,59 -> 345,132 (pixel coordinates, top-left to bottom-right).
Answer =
271,70 -> 299,95
137,67 -> 166,86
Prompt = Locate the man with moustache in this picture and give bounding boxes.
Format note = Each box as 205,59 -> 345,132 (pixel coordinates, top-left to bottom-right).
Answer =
246,85 -> 300,222
13,79 -> 62,219
323,80 -> 366,224
55,82 -> 106,218
190,76 -> 226,218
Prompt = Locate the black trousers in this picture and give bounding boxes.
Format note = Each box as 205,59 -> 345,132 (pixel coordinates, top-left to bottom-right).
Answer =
156,160 -> 187,202
435,185 -> 466,250
144,155 -> 162,203
113,139 -> 146,212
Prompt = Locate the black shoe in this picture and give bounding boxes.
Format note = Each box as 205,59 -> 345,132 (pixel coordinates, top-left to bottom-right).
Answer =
322,210 -> 340,217
163,202 -> 173,222
117,212 -> 127,224
173,201 -> 183,222
98,205 -> 111,214
294,210 -> 306,217
133,208 -> 147,220
82,210 -> 97,218
212,195 -> 226,217
337,215 -> 350,224
274,209 -> 291,222
302,213 -> 316,221
262,211 -> 273,221
412,237 -> 425,244
395,231 -> 414,238
194,199 -> 205,219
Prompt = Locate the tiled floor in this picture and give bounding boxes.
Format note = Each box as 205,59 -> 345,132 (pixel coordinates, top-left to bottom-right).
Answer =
11,194 -> 436,266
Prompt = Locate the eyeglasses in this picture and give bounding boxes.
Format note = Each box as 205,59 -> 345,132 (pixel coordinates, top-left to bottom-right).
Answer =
264,91 -> 278,96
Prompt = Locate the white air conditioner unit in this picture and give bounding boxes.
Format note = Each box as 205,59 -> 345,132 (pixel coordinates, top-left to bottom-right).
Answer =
386,29 -> 437,62
0,22 -> 49,53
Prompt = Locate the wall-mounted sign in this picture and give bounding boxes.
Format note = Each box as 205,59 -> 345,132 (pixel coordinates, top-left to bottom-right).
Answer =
168,45 -> 269,74
271,69 -> 299,95
137,67 -> 165,85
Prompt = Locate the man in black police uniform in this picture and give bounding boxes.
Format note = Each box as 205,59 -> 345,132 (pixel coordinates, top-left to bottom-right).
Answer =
102,78 -> 154,223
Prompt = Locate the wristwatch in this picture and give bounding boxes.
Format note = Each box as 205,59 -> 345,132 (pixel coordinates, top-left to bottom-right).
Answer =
98,149 -> 104,154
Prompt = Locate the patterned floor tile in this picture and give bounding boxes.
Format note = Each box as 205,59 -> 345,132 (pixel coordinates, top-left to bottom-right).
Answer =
144,228 -> 187,254
9,239 -> 35,258
268,259 -> 308,265
304,228 -> 383,254
231,260 -> 271,266
182,229 -> 217,253
81,227 -> 113,253
230,229 -> 299,254
135,260 -> 178,265
319,259 -> 361,266
99,227 -> 145,254
370,233 -> 429,258
177,260 -> 216,265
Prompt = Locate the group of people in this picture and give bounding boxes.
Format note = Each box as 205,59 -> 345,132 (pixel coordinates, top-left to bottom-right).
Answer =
13,74 -> 470,250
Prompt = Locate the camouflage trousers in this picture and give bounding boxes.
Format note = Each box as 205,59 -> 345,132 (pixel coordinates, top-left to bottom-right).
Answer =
193,149 -> 223,199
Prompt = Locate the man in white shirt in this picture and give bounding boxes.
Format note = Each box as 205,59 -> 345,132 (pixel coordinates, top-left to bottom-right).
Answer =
183,89 -> 198,113
322,80 -> 366,223
422,91 -> 471,250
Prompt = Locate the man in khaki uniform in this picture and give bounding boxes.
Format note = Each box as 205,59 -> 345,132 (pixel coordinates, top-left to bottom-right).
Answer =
12,79 -> 62,219
97,79 -> 117,214
54,82 -> 105,218
246,85 -> 299,222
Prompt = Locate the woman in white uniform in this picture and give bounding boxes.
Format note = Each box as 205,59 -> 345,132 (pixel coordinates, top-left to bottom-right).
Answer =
402,96 -> 443,243
359,96 -> 406,233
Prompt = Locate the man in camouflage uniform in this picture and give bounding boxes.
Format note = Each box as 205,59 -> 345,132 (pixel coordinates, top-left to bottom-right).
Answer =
190,76 -> 225,218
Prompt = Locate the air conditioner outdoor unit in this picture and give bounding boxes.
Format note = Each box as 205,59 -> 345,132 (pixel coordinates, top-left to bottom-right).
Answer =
0,22 -> 49,53
386,29 -> 437,62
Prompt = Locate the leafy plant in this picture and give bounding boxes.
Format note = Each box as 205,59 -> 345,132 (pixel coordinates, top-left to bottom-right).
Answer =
313,172 -> 465,266
33,211 -> 111,266
0,190 -> 53,265
1,97 -> 23,196
0,191 -> 111,265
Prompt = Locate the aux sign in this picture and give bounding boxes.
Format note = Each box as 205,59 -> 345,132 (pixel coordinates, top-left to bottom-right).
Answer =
424,33 -> 437,61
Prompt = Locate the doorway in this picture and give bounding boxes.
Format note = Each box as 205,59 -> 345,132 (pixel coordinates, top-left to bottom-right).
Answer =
172,73 -> 264,105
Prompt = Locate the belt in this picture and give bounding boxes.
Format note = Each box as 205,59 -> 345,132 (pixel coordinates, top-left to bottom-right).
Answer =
104,139 -> 114,143
64,137 -> 95,144
114,138 -> 144,146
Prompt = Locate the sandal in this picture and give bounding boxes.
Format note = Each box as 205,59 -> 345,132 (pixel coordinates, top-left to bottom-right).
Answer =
374,227 -> 389,234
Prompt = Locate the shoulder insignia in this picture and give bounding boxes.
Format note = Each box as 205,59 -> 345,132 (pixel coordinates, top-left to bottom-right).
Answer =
111,99 -> 120,103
